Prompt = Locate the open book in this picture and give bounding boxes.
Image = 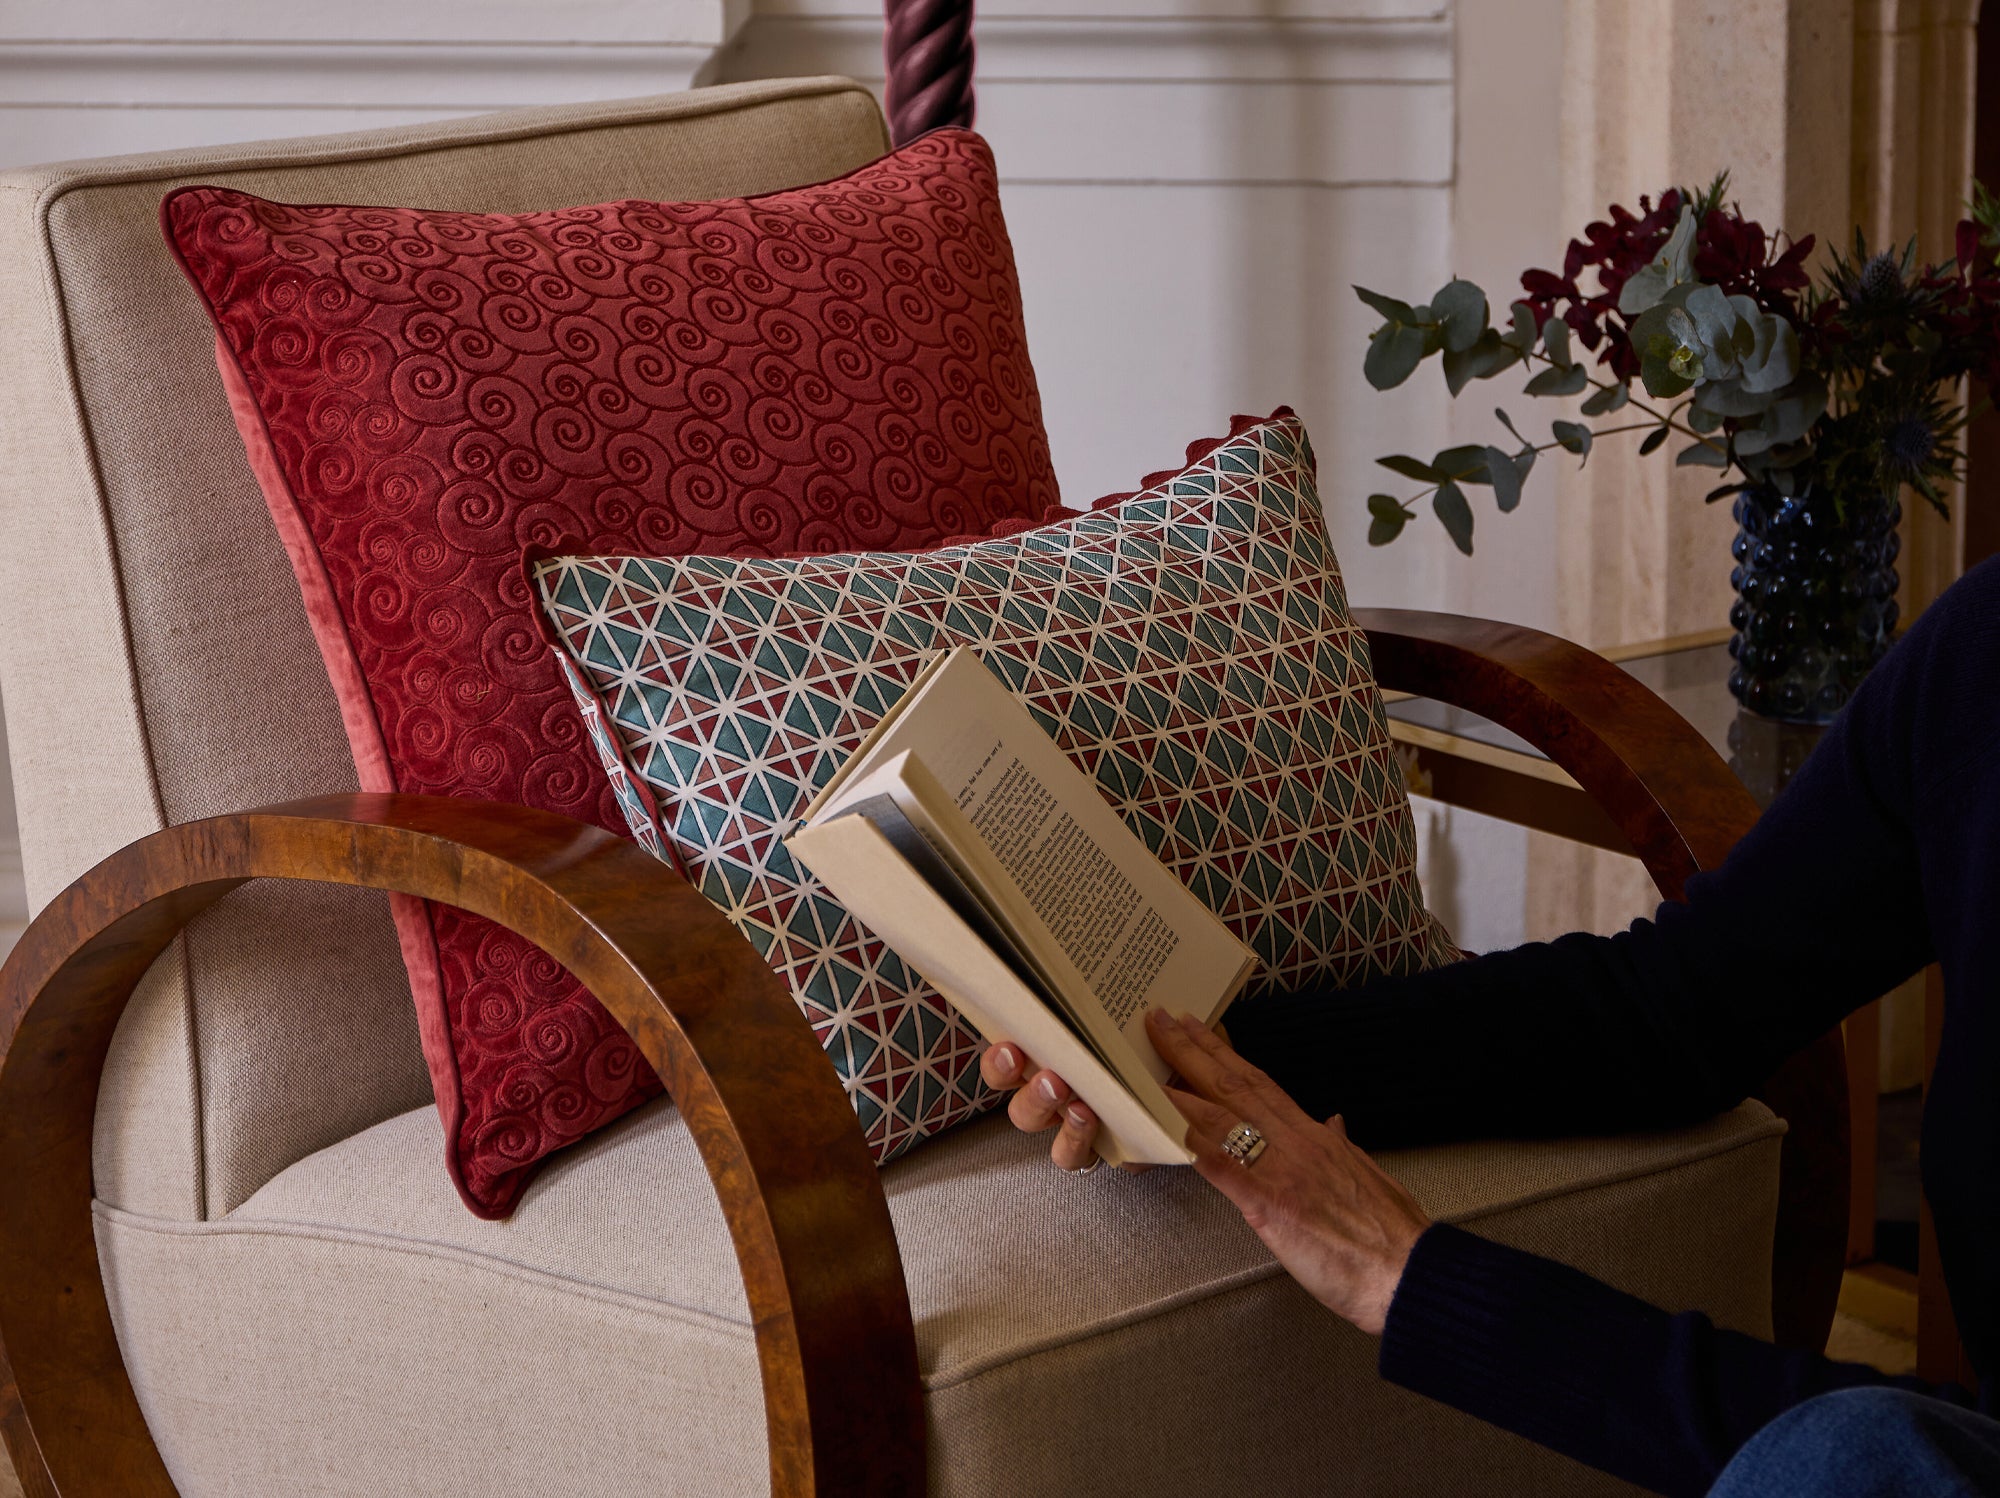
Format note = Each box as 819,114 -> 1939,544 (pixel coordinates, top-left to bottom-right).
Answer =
785,648 -> 1257,1166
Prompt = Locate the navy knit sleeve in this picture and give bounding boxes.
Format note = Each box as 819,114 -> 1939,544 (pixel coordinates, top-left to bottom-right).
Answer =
1379,1225 -> 1976,1498
1229,560 -> 2000,1494
1228,568 -> 1945,1146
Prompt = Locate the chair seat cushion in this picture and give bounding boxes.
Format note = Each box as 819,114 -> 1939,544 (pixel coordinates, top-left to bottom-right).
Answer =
97,1093 -> 1785,1497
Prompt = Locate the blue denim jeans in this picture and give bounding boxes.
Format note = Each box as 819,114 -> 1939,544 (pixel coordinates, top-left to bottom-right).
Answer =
1709,1388 -> 2000,1497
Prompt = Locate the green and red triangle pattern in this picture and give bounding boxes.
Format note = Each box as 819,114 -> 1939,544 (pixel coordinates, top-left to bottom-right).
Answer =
536,412 -> 1460,1165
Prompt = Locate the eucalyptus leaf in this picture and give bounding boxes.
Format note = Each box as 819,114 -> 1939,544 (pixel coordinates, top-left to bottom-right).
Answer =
1705,483 -> 1743,504
1761,382 -> 1828,445
1616,204 -> 1698,316
1688,404 -> 1724,435
1727,293 -> 1770,372
1580,383 -> 1630,417
1377,453 -> 1444,482
1431,444 -> 1492,481
1683,284 -> 1741,376
1524,364 -> 1589,398
1495,407 -> 1528,444
1504,301 -> 1541,352
1552,421 -> 1593,464
1432,279 -> 1490,354
1694,379 -> 1777,419
1637,342 -> 1695,399
1676,439 -> 1730,468
1354,286 -> 1419,324
1739,315 -> 1800,393
1369,515 -> 1407,546
1442,328 -> 1515,395
1485,445 -> 1522,512
1618,267 -> 1671,319
1541,316 -> 1574,369
1639,424 -> 1672,456
1367,493 -> 1409,523
1364,323 -> 1429,390
1433,480 -> 1475,555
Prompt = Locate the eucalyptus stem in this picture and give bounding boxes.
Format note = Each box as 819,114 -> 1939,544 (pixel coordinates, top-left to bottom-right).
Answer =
1384,420 -> 1674,517
1518,346 -> 1729,457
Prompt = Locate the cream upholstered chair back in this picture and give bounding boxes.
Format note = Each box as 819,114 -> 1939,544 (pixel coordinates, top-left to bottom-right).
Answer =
0,79 -> 891,1223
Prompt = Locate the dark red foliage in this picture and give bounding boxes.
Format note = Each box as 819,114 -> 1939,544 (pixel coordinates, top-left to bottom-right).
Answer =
1957,219 -> 1995,280
1520,189 -> 1683,379
1923,234 -> 2000,389
1694,214 -> 1814,316
1521,188 -> 1813,380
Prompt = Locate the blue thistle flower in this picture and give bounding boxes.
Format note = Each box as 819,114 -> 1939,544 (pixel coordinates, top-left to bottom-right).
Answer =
1885,416 -> 1937,474
1856,251 -> 1903,304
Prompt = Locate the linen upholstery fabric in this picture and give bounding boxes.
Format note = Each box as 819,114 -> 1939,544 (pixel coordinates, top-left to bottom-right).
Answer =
0,80 -> 898,1222
534,410 -> 1459,1161
94,1095 -> 1785,1495
158,125 -> 1056,1217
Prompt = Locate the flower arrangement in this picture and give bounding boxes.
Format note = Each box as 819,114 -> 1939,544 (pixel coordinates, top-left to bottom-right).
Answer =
1355,175 -> 2000,720
1357,173 -> 1999,554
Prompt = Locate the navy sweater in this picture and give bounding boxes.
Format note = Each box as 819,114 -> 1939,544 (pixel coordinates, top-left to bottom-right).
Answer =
1229,555 -> 2000,1497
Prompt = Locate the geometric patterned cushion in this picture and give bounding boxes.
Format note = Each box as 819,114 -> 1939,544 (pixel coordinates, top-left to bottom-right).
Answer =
161,128 -> 1058,1216
532,409 -> 1460,1164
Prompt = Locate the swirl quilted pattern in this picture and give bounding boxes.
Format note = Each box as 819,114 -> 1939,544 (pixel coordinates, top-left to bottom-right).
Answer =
162,129 -> 1058,1217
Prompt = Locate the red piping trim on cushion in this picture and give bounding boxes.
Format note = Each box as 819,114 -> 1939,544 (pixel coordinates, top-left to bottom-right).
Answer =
517,540 -> 588,652
1089,407 -> 1298,511
214,341 -> 397,793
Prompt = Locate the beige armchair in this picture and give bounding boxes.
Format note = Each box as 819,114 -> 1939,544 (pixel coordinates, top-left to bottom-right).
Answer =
0,79 -> 1844,1497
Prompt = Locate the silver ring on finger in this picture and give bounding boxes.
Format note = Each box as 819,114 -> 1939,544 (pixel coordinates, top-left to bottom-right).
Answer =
1057,1155 -> 1102,1176
1220,1122 -> 1267,1168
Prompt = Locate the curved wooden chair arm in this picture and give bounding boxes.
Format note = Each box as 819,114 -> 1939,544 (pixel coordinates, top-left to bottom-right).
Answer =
0,794 -> 923,1498
1358,607 -> 1849,1354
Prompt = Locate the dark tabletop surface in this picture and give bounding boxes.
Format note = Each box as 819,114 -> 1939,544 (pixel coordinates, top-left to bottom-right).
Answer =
1382,640 -> 1828,810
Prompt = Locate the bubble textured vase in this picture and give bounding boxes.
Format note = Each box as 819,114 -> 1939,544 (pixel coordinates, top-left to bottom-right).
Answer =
1728,484 -> 1901,723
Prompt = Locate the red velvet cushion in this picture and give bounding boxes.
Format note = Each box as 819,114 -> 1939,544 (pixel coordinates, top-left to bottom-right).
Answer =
162,129 -> 1058,1217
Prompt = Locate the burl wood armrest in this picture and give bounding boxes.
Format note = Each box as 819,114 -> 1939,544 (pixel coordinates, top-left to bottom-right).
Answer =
1359,608 -> 1850,1355
0,794 -> 924,1498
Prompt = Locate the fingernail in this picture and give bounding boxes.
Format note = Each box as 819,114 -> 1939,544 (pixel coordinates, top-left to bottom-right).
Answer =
1036,1075 -> 1062,1104
1146,1008 -> 1171,1029
994,1044 -> 1018,1073
1065,1105 -> 1091,1129
1178,1012 -> 1202,1033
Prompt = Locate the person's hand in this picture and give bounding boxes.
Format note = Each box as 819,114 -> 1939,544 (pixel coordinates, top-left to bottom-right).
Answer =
978,1039 -> 1105,1172
1145,1007 -> 1428,1334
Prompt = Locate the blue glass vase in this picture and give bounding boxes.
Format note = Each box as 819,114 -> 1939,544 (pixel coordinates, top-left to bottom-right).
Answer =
1727,483 -> 1900,724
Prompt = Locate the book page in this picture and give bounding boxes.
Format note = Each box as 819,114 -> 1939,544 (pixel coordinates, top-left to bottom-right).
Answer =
960,755 -> 1172,1029
810,649 -> 1255,1071
786,815 -> 1196,1166
826,792 -> 1065,1017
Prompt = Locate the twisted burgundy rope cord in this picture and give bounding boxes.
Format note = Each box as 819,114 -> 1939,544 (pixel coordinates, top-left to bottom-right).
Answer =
884,0 -> 975,145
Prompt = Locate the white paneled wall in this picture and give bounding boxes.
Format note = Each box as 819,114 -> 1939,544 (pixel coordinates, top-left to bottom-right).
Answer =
717,1 -> 1454,611
0,0 -> 1559,954
0,1 -> 736,165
